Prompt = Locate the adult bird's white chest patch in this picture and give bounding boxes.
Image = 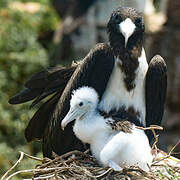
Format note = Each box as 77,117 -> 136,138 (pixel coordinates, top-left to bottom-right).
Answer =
99,49 -> 148,126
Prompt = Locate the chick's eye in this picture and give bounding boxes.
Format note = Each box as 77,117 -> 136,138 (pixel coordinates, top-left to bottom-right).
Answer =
79,102 -> 83,107
113,13 -> 122,24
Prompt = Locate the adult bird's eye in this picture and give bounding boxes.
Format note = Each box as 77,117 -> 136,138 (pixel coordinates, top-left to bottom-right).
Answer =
135,18 -> 142,25
79,102 -> 83,107
113,13 -> 122,24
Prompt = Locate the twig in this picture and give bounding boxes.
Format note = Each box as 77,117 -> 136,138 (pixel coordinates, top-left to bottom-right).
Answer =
152,154 -> 171,165
171,152 -> 180,155
6,167 -> 71,180
123,167 -> 150,178
93,168 -> 113,178
24,174 -> 55,180
136,125 -> 163,131
152,140 -> 180,166
136,125 -> 163,151
168,140 -> 180,156
151,129 -> 159,150
40,150 -> 89,168
1,151 -> 24,180
20,151 -> 43,162
39,153 -> 70,168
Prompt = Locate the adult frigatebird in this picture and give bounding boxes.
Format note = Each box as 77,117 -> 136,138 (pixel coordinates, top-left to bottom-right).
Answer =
9,7 -> 167,158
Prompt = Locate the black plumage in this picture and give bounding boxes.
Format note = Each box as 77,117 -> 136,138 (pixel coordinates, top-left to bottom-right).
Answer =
145,55 -> 167,140
25,92 -> 61,142
43,43 -> 115,157
9,65 -> 77,107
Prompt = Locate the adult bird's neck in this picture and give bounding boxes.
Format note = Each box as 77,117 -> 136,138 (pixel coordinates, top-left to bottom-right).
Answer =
108,31 -> 144,59
109,33 -> 144,91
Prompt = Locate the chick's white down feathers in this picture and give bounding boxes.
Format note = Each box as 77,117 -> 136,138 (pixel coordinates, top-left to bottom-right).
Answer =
65,87 -> 153,171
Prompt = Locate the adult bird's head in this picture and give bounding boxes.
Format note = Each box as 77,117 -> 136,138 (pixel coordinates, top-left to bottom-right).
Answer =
107,7 -> 145,57
61,87 -> 99,130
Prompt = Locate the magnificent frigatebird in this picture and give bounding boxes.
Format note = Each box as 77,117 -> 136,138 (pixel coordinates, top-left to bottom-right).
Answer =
9,7 -> 167,158
61,86 -> 153,171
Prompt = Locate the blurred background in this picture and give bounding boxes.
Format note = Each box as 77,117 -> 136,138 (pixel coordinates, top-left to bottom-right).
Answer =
0,0 -> 179,178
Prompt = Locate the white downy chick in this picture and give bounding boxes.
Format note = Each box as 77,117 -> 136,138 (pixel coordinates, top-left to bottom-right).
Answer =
61,87 -> 153,171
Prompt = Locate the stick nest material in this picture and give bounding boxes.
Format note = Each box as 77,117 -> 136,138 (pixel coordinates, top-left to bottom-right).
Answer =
2,126 -> 180,180
2,148 -> 180,180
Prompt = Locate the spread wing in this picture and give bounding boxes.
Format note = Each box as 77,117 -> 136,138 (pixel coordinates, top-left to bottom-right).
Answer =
145,55 -> 167,141
9,65 -> 78,145
43,43 -> 115,157
9,65 -> 77,107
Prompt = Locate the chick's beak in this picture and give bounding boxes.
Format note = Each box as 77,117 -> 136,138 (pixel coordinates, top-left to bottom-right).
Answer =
61,109 -> 78,130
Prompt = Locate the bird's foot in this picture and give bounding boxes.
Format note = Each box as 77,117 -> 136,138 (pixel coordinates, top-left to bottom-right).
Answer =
108,160 -> 123,171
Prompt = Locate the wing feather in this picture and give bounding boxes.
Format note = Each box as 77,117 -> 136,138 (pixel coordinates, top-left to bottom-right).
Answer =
25,92 -> 61,142
9,65 -> 77,106
145,55 -> 167,141
43,43 -> 115,157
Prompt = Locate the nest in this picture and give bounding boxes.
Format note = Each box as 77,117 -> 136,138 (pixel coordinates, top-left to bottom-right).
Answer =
2,146 -> 180,180
2,126 -> 180,179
